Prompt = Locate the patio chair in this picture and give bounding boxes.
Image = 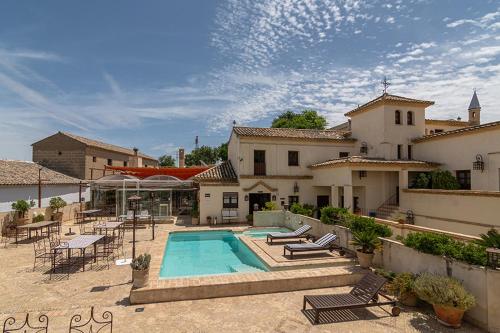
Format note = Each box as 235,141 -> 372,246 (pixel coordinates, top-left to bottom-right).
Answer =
302,271 -> 400,324
266,224 -> 312,244
1,217 -> 18,247
95,236 -> 115,269
110,226 -> 125,259
138,210 -> 150,222
79,221 -> 94,235
283,233 -> 342,259
2,313 -> 49,333
68,306 -> 113,333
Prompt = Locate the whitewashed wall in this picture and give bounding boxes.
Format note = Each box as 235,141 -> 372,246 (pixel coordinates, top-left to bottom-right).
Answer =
0,185 -> 90,212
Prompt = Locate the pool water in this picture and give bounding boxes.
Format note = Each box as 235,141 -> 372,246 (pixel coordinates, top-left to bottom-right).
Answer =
160,231 -> 269,278
239,227 -> 292,239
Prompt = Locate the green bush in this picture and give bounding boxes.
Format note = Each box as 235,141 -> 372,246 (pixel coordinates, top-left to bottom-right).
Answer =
32,212 -> 45,223
474,228 -> 500,248
11,200 -> 33,218
49,197 -> 67,212
402,232 -> 487,266
388,272 -> 416,296
262,201 -> 279,211
349,215 -> 392,238
290,203 -> 314,217
413,273 -> 475,310
430,170 -> 460,190
414,173 -> 431,189
320,206 -> 349,225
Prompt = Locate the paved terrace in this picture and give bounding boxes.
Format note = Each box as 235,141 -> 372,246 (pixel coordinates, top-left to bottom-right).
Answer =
0,221 -> 484,332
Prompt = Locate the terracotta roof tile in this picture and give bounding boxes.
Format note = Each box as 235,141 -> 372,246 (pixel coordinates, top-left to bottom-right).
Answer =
425,119 -> 469,126
345,93 -> 434,117
0,160 -> 84,186
57,132 -> 157,161
194,161 -> 238,183
309,156 -> 438,169
233,127 -> 354,141
414,121 -> 500,143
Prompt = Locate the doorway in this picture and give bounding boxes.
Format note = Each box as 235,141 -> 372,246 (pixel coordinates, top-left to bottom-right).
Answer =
316,195 -> 329,219
249,193 -> 271,215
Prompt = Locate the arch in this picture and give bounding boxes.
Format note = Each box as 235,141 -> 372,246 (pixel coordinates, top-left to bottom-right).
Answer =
395,110 -> 401,124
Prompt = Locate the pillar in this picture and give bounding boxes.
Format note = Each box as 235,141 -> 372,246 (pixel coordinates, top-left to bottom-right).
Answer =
343,185 -> 353,213
330,185 -> 339,208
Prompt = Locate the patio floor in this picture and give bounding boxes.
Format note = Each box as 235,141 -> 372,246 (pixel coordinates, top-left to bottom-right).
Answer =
0,220 -> 485,332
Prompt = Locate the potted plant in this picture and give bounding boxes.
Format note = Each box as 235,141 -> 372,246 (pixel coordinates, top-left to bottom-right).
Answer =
350,230 -> 381,268
49,197 -> 67,221
246,214 -> 253,224
11,200 -> 33,224
414,273 -> 475,328
389,272 -> 418,306
32,212 -> 45,223
131,253 -> 151,288
206,216 -> 212,225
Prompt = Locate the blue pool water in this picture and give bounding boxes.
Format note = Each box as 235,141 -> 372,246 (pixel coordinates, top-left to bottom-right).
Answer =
160,231 -> 269,278
239,227 -> 292,239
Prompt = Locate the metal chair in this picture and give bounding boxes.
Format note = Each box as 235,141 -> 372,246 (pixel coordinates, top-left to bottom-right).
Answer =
68,306 -> 112,333
2,313 -> 48,333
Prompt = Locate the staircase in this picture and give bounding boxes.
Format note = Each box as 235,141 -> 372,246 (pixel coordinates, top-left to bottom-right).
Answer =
228,263 -> 265,273
375,194 -> 400,221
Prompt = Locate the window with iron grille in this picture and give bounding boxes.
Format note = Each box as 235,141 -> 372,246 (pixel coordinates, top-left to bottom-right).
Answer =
407,111 -> 414,125
456,170 -> 471,190
92,156 -> 97,163
397,145 -> 402,160
407,145 -> 413,160
288,196 -> 299,206
395,110 -> 401,124
223,192 -> 238,208
107,158 -> 112,166
339,152 -> 349,158
288,151 -> 299,166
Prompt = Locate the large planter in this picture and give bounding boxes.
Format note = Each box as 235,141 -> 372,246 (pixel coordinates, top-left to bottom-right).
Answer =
132,269 -> 149,288
433,304 -> 465,328
399,292 -> 419,307
356,250 -> 374,268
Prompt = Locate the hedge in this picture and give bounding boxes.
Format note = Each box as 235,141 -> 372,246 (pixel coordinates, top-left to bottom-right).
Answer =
290,203 -> 314,217
402,232 -> 487,266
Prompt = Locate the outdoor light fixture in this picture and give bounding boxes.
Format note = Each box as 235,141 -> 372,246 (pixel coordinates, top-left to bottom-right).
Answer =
293,182 -> 299,193
128,194 -> 141,259
272,195 -> 276,201
244,195 -> 249,201
360,142 -> 368,154
473,154 -> 484,172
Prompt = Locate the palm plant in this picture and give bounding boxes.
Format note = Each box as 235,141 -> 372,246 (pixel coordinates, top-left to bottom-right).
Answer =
350,230 -> 381,254
473,228 -> 500,249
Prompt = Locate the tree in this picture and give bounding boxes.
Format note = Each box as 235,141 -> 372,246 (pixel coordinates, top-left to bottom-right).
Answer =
158,155 -> 176,167
271,109 -> 327,129
184,143 -> 229,167
217,143 -> 228,161
430,170 -> 460,190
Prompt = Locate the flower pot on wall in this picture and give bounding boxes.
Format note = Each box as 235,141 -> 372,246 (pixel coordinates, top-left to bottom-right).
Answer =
132,269 -> 149,288
399,292 -> 419,307
433,305 -> 465,328
356,250 -> 374,268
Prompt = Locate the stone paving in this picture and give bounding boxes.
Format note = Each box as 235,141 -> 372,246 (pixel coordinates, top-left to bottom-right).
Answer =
0,220 -> 485,332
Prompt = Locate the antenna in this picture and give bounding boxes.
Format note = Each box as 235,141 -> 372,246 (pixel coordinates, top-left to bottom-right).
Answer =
195,136 -> 199,149
381,76 -> 391,94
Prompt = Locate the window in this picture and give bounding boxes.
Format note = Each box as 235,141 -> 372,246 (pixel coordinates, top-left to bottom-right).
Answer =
288,151 -> 299,166
288,196 -> 299,206
434,129 -> 444,133
107,158 -> 112,166
407,111 -> 414,125
397,145 -> 403,160
123,161 -> 128,167
254,150 -> 266,175
223,192 -> 238,208
395,110 -> 401,124
456,170 -> 471,190
407,145 -> 413,160
339,152 -> 349,158
92,156 -> 97,163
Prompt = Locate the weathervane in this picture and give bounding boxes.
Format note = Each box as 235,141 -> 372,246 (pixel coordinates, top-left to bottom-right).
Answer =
381,76 -> 391,94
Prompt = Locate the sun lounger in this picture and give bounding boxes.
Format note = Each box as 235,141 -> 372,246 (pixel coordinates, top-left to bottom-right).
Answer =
266,224 -> 312,244
283,233 -> 341,259
303,271 -> 400,324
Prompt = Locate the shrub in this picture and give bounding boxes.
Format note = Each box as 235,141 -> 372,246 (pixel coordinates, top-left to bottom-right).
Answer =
402,232 -> 487,266
131,253 -> 151,271
350,230 -> 381,254
413,273 -> 475,310
430,170 -> 460,190
349,215 -> 392,238
49,197 -> 67,212
320,206 -> 349,225
414,173 -> 430,189
290,203 -> 314,217
262,201 -> 278,211
474,228 -> 500,249
32,212 -> 45,223
389,272 -> 416,296
11,200 -> 33,218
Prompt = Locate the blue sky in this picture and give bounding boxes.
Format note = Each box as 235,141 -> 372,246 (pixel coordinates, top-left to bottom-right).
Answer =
0,0 -> 499,161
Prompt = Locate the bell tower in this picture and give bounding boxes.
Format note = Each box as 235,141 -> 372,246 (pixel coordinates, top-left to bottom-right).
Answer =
468,90 -> 481,126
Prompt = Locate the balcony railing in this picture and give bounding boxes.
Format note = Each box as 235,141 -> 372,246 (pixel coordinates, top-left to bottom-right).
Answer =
254,163 -> 266,176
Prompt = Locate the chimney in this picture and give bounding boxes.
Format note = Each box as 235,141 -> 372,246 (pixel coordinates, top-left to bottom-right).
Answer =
178,148 -> 185,168
132,147 -> 142,167
133,147 -> 138,156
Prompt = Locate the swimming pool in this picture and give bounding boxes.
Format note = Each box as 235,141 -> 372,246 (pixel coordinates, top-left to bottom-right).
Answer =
239,227 -> 292,239
160,230 -> 269,278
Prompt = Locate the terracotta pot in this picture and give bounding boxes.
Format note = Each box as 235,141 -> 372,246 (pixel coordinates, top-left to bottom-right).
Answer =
433,304 -> 465,328
132,269 -> 149,288
399,292 -> 419,307
356,250 -> 374,269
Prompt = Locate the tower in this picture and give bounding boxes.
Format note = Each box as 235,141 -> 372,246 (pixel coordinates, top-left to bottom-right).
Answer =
468,90 -> 481,126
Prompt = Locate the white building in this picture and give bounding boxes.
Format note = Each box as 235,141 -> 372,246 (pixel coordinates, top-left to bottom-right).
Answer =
196,91 -> 500,236
0,160 -> 89,212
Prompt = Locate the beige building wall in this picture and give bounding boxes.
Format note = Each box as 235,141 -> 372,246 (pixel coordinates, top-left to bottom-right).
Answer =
414,128 -> 500,191
425,122 -> 467,135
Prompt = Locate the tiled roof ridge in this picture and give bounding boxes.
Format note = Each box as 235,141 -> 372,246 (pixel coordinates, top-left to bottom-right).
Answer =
414,120 -> 500,143
345,93 -> 434,116
0,160 -> 84,185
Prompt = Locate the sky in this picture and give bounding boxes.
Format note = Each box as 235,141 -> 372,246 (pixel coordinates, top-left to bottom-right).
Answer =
0,0 -> 499,161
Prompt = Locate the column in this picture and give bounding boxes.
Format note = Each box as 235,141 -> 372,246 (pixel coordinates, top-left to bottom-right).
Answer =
330,185 -> 339,208
343,185 -> 353,213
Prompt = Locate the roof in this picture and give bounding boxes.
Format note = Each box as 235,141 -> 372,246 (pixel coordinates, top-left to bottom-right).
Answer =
414,121 -> 500,143
345,93 -> 435,117
194,160 -> 238,183
0,160 -> 84,186
468,91 -> 481,110
34,132 -> 158,161
105,165 -> 210,180
309,156 -> 438,169
425,119 -> 469,127
232,127 -> 355,142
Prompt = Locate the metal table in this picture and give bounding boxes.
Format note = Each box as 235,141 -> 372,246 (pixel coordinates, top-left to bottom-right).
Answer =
79,209 -> 102,223
54,235 -> 104,272
16,220 -> 58,243
94,221 -> 124,237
